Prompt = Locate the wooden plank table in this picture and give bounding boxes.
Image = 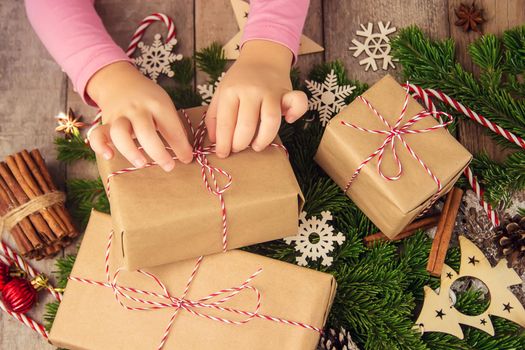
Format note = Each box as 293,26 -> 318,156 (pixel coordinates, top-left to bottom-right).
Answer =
0,0 -> 523,348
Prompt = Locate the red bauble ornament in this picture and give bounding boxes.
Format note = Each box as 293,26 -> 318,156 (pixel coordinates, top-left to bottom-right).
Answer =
1,278 -> 37,314
0,262 -> 11,292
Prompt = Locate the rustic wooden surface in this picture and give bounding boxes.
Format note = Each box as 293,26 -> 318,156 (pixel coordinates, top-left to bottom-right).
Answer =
0,0 -> 523,348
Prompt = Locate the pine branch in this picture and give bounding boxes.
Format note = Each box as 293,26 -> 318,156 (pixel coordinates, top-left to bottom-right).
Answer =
44,254 -> 77,332
171,57 -> 194,86
53,254 -> 77,289
67,178 -> 109,227
169,57 -> 202,108
391,26 -> 525,147
55,134 -> 95,163
44,301 -> 60,332
470,153 -> 523,208
194,42 -> 227,82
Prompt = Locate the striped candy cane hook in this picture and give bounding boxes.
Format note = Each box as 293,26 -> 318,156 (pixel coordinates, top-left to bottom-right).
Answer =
126,13 -> 177,57
0,240 -> 63,340
403,83 -> 515,227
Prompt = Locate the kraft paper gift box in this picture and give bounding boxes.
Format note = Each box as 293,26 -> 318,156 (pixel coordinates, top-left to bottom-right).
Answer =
97,105 -> 304,270
315,75 -> 472,238
49,211 -> 337,350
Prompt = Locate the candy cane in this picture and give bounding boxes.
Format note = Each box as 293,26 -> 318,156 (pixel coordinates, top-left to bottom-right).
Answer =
404,84 -> 509,227
0,300 -> 49,339
0,240 -> 62,339
126,13 -> 176,57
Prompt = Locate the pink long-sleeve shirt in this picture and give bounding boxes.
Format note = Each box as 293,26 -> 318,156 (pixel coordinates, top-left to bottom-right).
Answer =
25,0 -> 309,105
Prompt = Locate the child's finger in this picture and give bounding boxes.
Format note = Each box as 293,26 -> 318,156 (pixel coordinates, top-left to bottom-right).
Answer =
215,93 -> 239,158
152,107 -> 194,164
206,91 -> 220,143
281,90 -> 308,123
110,117 -> 147,168
88,124 -> 113,160
251,96 -> 281,152
129,112 -> 175,172
232,96 -> 261,153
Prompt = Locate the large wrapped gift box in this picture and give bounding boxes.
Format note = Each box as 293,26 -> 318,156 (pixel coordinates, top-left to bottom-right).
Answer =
315,75 -> 472,238
49,211 -> 336,350
97,106 -> 304,270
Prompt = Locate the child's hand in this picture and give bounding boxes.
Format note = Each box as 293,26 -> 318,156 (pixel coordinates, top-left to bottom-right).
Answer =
86,62 -> 193,171
206,40 -> 307,158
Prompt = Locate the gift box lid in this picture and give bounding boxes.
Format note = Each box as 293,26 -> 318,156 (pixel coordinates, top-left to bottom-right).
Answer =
318,75 -> 472,214
50,211 -> 336,350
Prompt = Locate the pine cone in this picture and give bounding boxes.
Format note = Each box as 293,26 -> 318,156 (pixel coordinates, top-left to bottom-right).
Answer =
495,214 -> 525,267
318,327 -> 359,350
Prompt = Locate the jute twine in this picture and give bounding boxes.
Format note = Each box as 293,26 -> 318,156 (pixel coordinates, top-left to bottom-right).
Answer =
0,192 -> 66,234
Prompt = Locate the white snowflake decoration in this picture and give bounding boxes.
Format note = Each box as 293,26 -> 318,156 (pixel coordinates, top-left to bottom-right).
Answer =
306,69 -> 356,126
349,21 -> 397,71
284,211 -> 345,267
197,72 -> 226,105
133,33 -> 183,82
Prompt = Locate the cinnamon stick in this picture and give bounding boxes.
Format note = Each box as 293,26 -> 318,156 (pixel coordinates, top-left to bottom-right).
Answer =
5,156 -> 64,240
426,190 -> 455,273
20,150 -> 70,235
0,174 -> 42,250
0,183 -> 32,255
364,215 -> 440,246
430,187 -> 463,276
0,162 -> 54,244
29,149 -> 77,237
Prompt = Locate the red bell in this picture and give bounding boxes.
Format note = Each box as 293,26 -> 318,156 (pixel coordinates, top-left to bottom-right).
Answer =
1,277 -> 37,314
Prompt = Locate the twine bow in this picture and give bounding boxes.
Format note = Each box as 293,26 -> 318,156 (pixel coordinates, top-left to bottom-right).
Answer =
69,231 -> 322,349
341,85 -> 454,193
70,231 -> 263,350
106,110 -> 286,252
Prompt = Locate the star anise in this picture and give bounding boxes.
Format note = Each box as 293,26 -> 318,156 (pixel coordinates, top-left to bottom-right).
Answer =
55,108 -> 87,136
455,1 -> 485,33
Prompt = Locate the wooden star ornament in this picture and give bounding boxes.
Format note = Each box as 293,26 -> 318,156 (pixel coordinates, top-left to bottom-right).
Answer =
415,236 -> 525,339
55,109 -> 87,136
454,1 -> 485,33
223,0 -> 324,60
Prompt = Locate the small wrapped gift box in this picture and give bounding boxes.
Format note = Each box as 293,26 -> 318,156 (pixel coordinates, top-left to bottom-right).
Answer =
315,75 -> 472,238
97,106 -> 303,270
49,211 -> 336,350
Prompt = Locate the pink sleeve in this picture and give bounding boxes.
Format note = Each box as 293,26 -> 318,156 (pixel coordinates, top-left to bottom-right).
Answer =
25,0 -> 131,105
240,0 -> 309,60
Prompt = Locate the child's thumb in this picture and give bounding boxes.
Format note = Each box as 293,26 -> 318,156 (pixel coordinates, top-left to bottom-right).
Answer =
281,90 -> 308,123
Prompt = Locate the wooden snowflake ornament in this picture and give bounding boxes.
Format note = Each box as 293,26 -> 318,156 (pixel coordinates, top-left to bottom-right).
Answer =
133,34 -> 183,82
349,21 -> 397,71
284,211 -> 345,267
223,0 -> 324,60
415,236 -> 525,339
197,72 -> 225,105
306,69 -> 356,126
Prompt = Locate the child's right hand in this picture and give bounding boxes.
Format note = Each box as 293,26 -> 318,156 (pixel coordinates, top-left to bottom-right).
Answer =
86,62 -> 193,171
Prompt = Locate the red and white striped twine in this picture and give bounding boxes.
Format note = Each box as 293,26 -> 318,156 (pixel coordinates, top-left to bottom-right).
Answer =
341,85 -> 453,195
0,240 -> 63,340
106,111 -> 287,253
69,231 -> 322,350
403,83 -> 514,227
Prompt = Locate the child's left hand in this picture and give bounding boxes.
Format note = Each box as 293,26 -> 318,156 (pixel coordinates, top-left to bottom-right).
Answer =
206,40 -> 308,158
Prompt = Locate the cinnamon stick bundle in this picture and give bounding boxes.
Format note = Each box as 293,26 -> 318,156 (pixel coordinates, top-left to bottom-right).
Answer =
0,149 -> 78,259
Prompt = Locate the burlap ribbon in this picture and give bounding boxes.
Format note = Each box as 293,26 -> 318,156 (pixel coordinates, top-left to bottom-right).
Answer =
0,191 -> 66,234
